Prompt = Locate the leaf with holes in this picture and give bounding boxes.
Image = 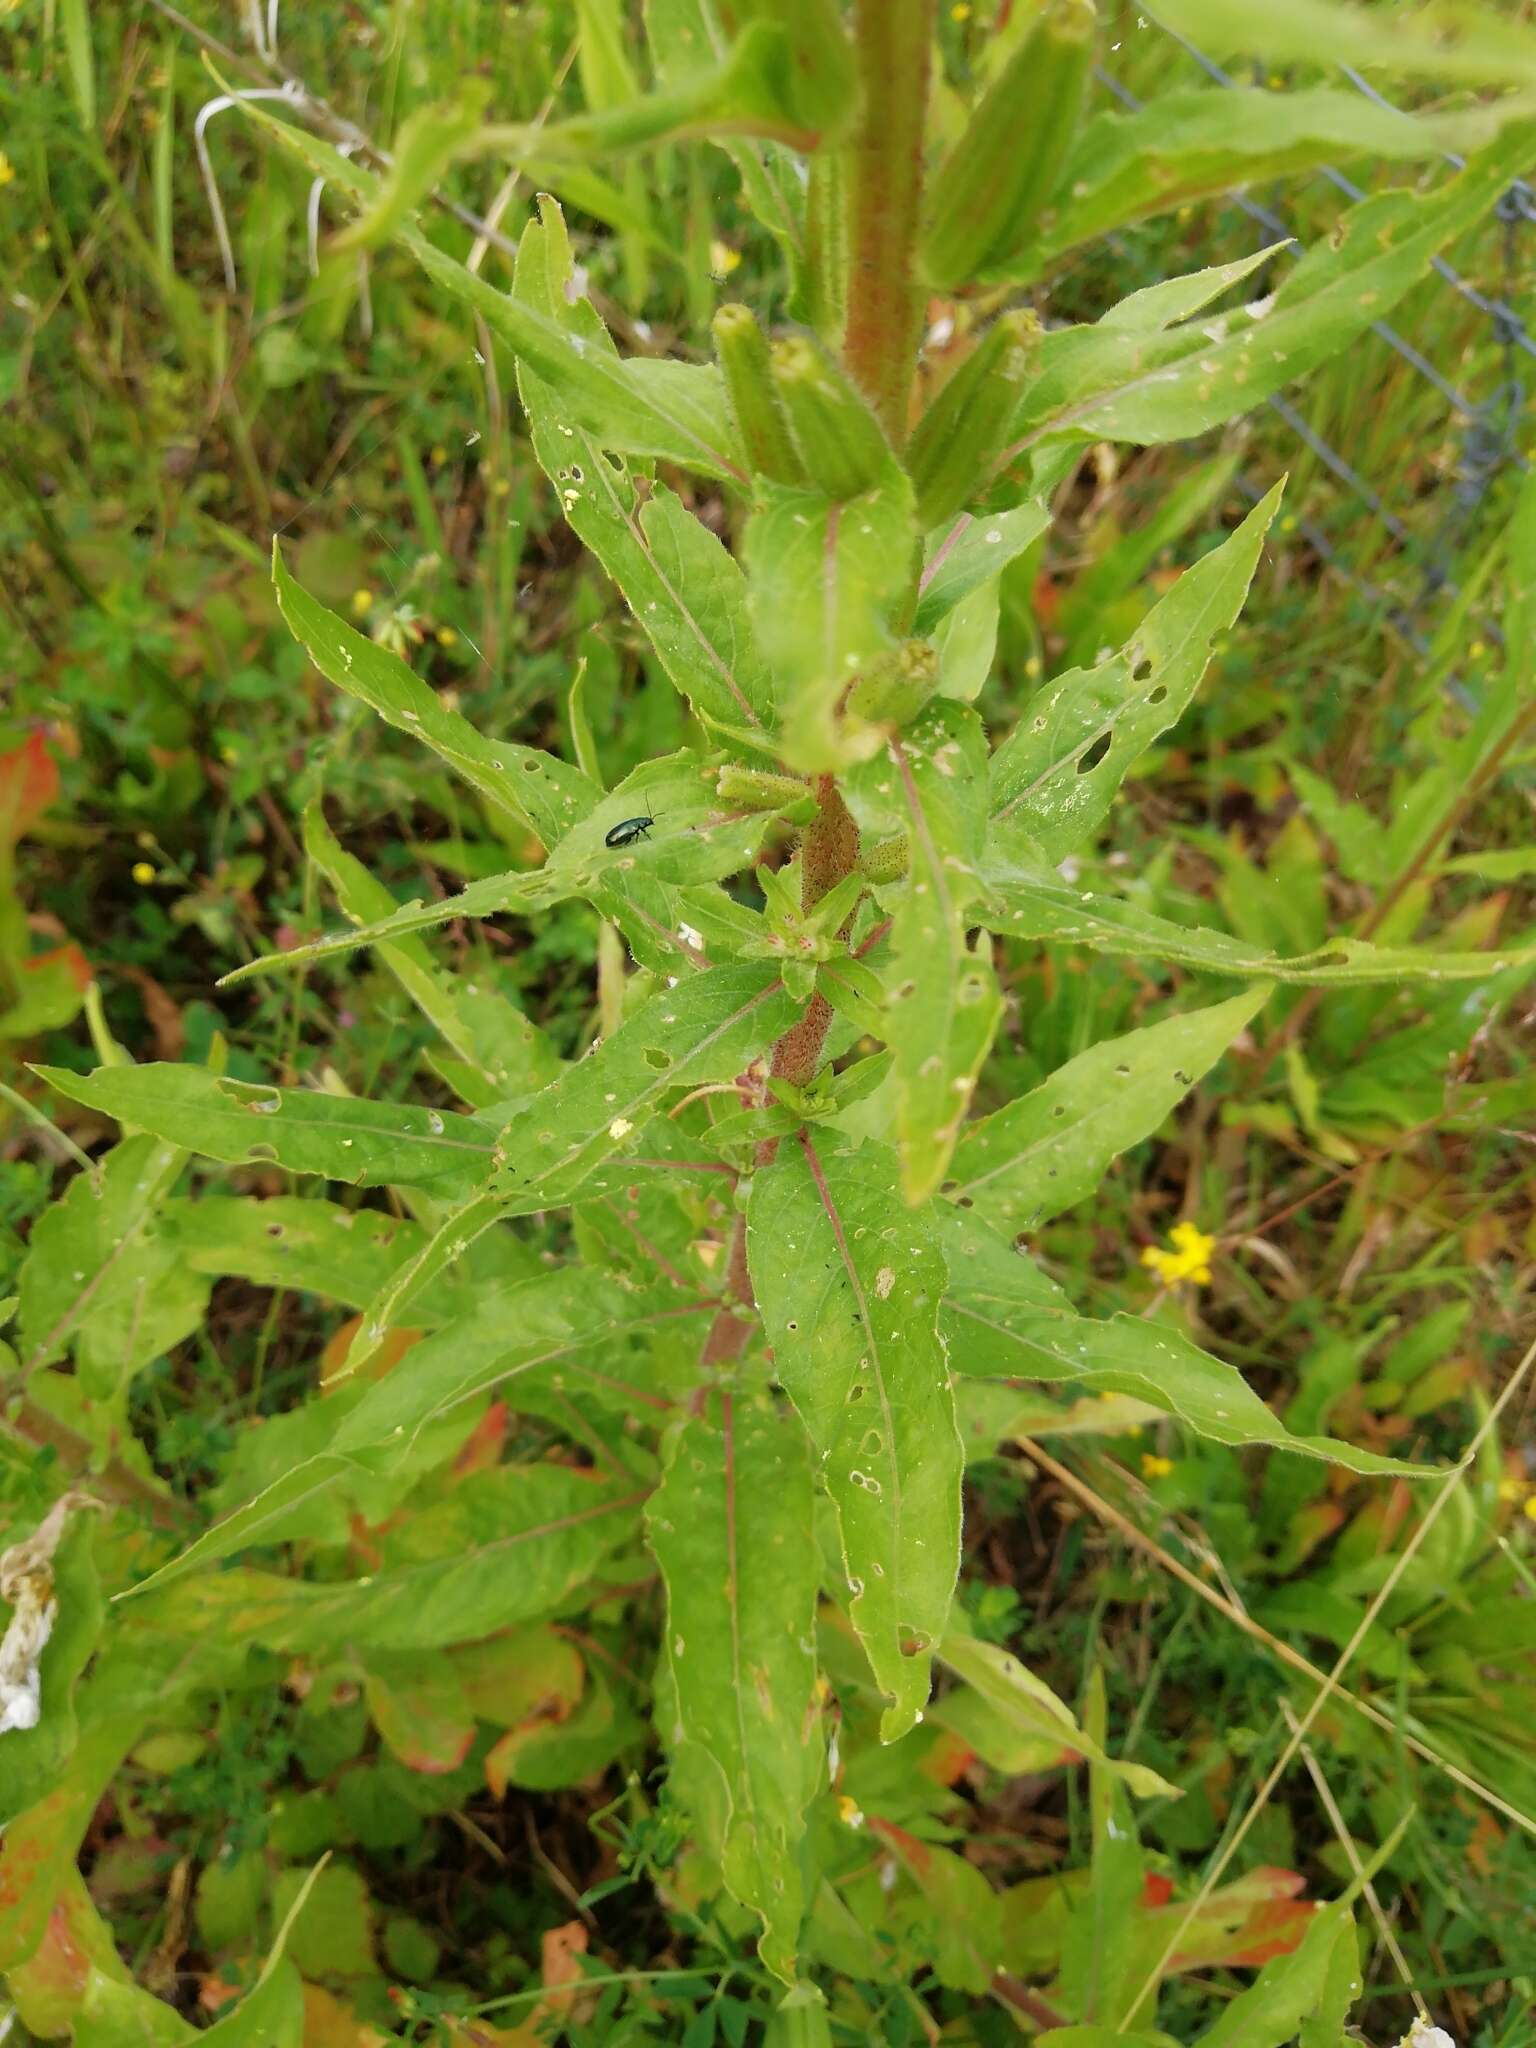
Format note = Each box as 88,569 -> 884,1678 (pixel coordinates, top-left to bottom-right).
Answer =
941,1209 -> 1426,1474
649,1384 -> 822,1984
488,962 -> 797,1210
977,862 -> 1536,984
515,198 -> 776,753
748,1134 -> 962,1741
744,474 -> 918,772
34,1066 -> 497,1195
888,702 -> 1003,1204
946,987 -> 1269,1232
988,486 -> 1281,863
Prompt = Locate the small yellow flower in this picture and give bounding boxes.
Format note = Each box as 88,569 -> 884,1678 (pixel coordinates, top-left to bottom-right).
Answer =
950,2 -> 972,18
430,444 -> 448,467
1140,1453 -> 1174,1480
0,152 -> 15,188
1498,1476 -> 1528,1503
435,625 -> 458,648
131,861 -> 156,885
708,238 -> 742,279
1141,1221 -> 1217,1288
836,1794 -> 865,1828
1524,1495 -> 1536,1524
351,588 -> 374,617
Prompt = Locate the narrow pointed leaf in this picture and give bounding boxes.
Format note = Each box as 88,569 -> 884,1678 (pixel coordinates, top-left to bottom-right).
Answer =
941,1211 -> 1427,1474
947,987 -> 1269,1231
748,1134 -> 962,1740
978,864 -> 1536,984
914,502 -> 1050,635
33,1066 -> 496,1194
649,1385 -> 821,1984
989,486 -> 1282,862
889,704 -> 1003,1203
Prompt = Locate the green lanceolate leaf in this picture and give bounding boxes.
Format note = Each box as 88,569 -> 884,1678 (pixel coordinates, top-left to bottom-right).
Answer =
988,485 -> 1282,863
489,962 -> 797,1209
273,544 -> 598,846
16,1134 -> 206,1392
1155,0 -> 1536,85
515,201 -> 776,751
947,987 -> 1269,1231
748,1133 -> 962,1741
332,85 -> 491,252
940,1208 -> 1425,1474
986,123 -> 1536,472
978,862 -> 1536,984
34,1066 -> 496,1194
744,471 -> 918,771
914,501 -> 1050,636
888,702 -> 1003,1204
127,1274 -> 704,1593
1001,85 -> 1534,283
649,1384 -> 822,1985
217,868 -> 546,985
937,1633 -> 1176,1801
144,1465 -> 644,1653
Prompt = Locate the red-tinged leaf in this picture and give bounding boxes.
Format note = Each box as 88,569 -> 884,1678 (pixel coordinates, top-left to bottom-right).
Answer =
0,733 -> 60,849
299,1983 -> 390,2046
454,1399 -> 509,1475
9,1871 -> 129,2036
362,1653 -> 477,1773
450,1626 -> 584,1729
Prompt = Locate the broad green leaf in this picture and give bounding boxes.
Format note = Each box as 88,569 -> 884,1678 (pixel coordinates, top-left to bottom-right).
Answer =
227,99 -> 749,483
1195,1901 -> 1359,2048
941,1209 -> 1426,1475
947,987 -> 1268,1231
0,1719 -> 138,1972
1156,0 -> 1536,85
16,1135 -> 206,1392
273,544 -> 597,846
488,963 -> 797,1209
34,1065 -> 496,1194
888,703 -> 1003,1203
988,126 -> 1536,472
914,501 -> 1050,636
989,486 -> 1281,862
515,200 -> 776,751
144,1466 -> 644,1652
1001,86 -> 1533,281
979,862 -> 1536,984
127,1275 -> 706,1591
79,1971 -> 196,2044
748,1134 -> 962,1741
937,1634 -> 1176,1801
162,1197 -> 469,1319
744,474 -> 918,771
649,1385 -> 822,1984
333,86 -> 490,252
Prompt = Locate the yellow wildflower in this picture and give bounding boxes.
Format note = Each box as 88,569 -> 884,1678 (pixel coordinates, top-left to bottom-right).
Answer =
430,445 -> 448,467
1525,1495 -> 1536,1524
1140,1453 -> 1174,1480
1141,1221 -> 1217,1288
836,1794 -> 865,1829
708,239 -> 742,279
0,153 -> 15,188
950,2 -> 972,17
131,861 -> 156,885
351,589 -> 373,617
435,625 -> 458,648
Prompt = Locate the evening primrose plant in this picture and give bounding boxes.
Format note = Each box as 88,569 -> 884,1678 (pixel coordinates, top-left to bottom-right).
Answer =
7,0 -> 1536,2038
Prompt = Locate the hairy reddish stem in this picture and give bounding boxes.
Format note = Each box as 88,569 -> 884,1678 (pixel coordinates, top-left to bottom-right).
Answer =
842,0 -> 935,444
